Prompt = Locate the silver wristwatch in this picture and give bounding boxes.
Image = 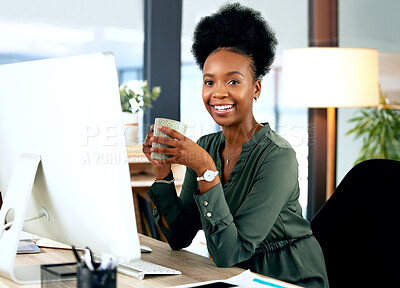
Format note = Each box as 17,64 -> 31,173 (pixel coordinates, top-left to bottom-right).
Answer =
196,170 -> 219,182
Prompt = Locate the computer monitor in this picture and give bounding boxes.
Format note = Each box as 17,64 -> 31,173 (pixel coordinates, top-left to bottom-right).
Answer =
0,52 -> 141,284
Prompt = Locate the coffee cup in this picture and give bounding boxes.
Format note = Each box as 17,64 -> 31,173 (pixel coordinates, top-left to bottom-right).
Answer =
151,118 -> 187,160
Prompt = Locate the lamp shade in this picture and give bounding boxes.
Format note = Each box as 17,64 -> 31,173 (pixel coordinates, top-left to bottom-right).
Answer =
281,47 -> 380,107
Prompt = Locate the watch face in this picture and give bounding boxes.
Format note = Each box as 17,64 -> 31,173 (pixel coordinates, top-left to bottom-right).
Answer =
204,170 -> 215,182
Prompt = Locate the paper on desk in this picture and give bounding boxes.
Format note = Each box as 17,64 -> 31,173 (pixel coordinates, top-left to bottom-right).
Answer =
168,270 -> 302,288
36,237 -> 73,249
226,270 -> 302,288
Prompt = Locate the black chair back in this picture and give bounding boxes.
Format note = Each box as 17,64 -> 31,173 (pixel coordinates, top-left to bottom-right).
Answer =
311,159 -> 400,287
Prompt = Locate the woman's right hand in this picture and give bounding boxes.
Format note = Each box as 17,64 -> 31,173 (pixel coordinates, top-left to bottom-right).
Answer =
142,125 -> 172,179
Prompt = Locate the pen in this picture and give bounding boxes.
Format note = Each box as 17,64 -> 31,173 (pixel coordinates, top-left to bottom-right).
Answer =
99,253 -> 116,270
252,278 -> 287,288
83,248 -> 95,271
87,247 -> 97,268
71,245 -> 81,263
86,247 -> 95,262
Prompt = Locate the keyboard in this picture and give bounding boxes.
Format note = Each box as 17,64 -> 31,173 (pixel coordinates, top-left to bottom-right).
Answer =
118,259 -> 181,279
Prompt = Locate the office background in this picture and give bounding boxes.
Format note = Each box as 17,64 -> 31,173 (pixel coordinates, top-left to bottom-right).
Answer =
1,0 -> 399,219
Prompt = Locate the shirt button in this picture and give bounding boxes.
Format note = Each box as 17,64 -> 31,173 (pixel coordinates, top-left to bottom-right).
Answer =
206,212 -> 212,218
203,201 -> 208,206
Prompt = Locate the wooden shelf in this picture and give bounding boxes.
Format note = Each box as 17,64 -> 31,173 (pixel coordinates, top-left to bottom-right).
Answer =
127,144 -> 149,163
131,173 -> 183,188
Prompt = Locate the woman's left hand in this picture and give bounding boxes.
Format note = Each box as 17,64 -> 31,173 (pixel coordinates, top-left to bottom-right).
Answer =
150,126 -> 214,174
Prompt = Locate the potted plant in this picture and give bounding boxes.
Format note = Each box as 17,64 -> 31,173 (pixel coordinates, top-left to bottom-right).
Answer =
120,80 -> 161,144
346,91 -> 400,164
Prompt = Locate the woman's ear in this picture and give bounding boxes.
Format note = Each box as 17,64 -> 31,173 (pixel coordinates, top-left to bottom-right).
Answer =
253,79 -> 261,101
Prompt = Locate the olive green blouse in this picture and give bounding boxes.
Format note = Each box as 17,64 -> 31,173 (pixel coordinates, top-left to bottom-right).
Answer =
148,124 -> 329,287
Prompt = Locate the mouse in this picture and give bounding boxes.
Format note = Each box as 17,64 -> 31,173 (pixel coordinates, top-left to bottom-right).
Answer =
140,245 -> 152,253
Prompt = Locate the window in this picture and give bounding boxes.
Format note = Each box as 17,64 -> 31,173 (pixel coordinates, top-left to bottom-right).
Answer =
337,0 -> 400,183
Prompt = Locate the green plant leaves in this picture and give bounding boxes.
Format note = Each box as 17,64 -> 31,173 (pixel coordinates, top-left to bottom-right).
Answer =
347,107 -> 400,164
119,81 -> 161,113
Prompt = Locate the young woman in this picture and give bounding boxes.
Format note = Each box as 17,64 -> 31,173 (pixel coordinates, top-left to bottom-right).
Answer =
142,3 -> 329,287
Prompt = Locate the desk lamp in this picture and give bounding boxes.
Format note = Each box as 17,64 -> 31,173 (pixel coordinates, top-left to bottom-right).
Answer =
282,47 -> 379,199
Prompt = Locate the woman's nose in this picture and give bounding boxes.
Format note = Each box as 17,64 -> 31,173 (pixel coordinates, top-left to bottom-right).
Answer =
212,84 -> 228,98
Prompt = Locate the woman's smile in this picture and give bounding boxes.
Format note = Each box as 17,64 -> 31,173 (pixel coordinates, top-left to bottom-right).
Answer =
211,104 -> 236,115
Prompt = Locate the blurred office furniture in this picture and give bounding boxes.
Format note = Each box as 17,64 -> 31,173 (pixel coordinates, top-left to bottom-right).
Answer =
311,159 -> 400,287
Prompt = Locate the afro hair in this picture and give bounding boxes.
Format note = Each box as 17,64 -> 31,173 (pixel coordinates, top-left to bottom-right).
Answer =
191,2 -> 278,80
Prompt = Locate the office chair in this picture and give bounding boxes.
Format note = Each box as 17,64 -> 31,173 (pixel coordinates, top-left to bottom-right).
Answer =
310,159 -> 400,288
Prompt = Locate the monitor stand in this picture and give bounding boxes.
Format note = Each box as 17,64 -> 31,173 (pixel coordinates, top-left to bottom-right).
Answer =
0,154 -> 42,284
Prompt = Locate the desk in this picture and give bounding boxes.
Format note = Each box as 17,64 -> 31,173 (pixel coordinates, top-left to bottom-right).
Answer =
1,235 -> 244,288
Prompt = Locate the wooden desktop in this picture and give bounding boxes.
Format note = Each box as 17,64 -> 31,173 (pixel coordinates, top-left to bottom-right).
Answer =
2,234 -> 246,288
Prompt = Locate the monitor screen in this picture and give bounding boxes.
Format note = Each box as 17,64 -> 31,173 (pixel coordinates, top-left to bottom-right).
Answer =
0,53 -> 141,283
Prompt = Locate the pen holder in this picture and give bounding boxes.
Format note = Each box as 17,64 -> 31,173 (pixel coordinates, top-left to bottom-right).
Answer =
77,262 -> 117,288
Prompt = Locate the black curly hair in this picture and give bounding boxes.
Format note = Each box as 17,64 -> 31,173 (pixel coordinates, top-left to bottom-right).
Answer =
191,2 -> 278,80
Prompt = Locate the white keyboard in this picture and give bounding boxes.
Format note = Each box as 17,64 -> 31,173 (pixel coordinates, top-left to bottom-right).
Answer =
118,259 -> 181,279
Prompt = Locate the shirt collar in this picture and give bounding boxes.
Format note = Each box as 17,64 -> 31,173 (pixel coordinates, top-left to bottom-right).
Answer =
218,123 -> 271,150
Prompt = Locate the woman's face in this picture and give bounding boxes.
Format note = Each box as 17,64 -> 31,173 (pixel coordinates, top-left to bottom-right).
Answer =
202,49 -> 261,127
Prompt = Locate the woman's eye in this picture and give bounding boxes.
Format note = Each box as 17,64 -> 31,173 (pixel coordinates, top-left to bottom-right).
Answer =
204,80 -> 213,85
229,80 -> 239,85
